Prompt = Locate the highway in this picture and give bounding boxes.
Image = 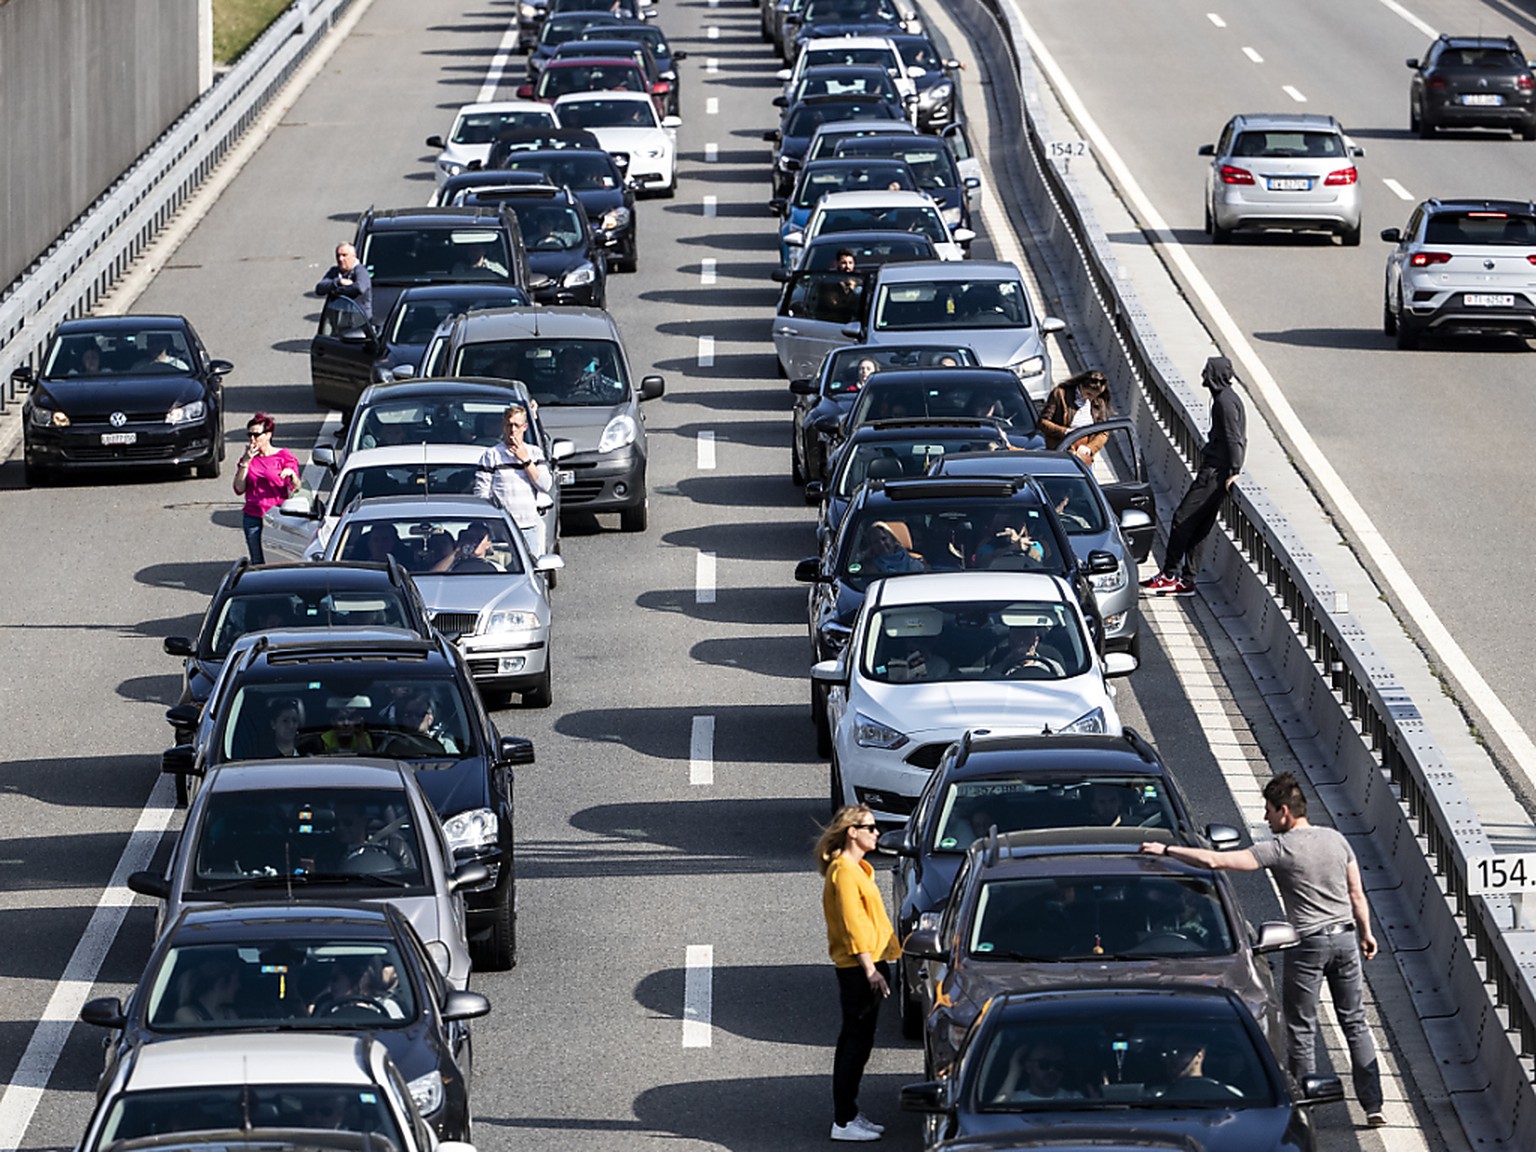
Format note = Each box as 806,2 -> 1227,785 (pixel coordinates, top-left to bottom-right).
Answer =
0,0 -> 1461,1149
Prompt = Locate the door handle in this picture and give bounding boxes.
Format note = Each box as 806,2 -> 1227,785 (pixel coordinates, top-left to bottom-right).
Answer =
776,326 -> 799,335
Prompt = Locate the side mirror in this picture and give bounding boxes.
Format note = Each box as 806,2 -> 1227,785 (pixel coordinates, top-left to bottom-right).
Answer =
80,996 -> 127,1029
672,49 -> 688,60
1102,651 -> 1137,678
1205,822 -> 1241,850
840,323 -> 862,339
165,702 -> 201,729
951,227 -> 976,243
775,68 -> 792,81
1041,316 -> 1067,335
806,481 -> 828,502
772,95 -> 788,108
1118,508 -> 1153,533
128,871 -> 171,901
964,176 -> 981,189
1253,920 -> 1300,954
312,446 -> 336,471
208,359 -> 235,376
906,66 -> 925,78
426,134 -> 447,149
1350,145 -> 1365,157
661,115 -> 682,129
638,374 -> 665,401
794,557 -> 823,583
1404,58 -> 1419,70
877,829 -> 912,856
944,58 -> 961,69
1379,227 -> 1402,243
903,926 -> 944,960
768,197 -> 788,215
788,377 -> 816,395
1197,143 -> 1215,156
278,493 -> 318,519
898,1081 -> 948,1114
534,554 -> 565,573
498,735 -> 536,765
810,658 -> 847,685
163,636 -> 195,658
1298,1074 -> 1345,1105
763,130 -> 781,143
450,861 -> 492,892
771,268 -> 789,283
11,365 -> 35,386
516,84 -> 534,99
551,438 -> 576,461
161,745 -> 199,776
1083,550 -> 1118,575
784,231 -> 804,247
442,990 -> 492,1022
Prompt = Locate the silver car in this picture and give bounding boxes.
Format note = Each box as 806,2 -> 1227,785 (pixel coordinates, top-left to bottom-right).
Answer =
1199,113 -> 1364,245
322,493 -> 560,707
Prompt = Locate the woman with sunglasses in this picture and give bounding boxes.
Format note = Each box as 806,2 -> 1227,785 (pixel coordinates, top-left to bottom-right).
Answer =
232,412 -> 301,563
816,805 -> 900,1142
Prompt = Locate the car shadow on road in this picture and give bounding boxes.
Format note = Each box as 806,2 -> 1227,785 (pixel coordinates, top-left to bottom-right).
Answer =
639,285 -> 781,309
134,560 -> 232,596
555,702 -> 816,764
0,754 -> 161,809
1250,327 -> 1394,352
690,634 -> 810,680
654,352 -> 783,381
663,519 -> 811,560
671,473 -> 802,509
636,584 -> 805,626
668,417 -> 788,449
117,673 -> 182,707
657,314 -> 774,341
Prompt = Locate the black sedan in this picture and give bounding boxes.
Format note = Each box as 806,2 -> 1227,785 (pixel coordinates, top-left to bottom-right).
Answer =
17,314 -> 231,485
460,184 -> 608,307
491,145 -> 640,272
78,903 -> 490,1140
901,986 -> 1343,1151
765,95 -> 906,200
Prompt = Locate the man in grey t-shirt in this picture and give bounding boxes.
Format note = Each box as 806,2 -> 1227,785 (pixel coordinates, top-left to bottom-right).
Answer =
1140,772 -> 1385,1127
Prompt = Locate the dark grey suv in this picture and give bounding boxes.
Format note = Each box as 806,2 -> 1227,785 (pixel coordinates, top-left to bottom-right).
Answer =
1408,34 -> 1536,139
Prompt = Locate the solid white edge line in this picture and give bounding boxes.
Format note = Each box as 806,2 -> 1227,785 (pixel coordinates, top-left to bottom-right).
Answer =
476,19 -> 521,103
697,334 -> 716,367
1206,13 -> 1226,28
702,194 -> 718,218
695,550 -> 717,604
690,715 -> 716,785
1377,0 -> 1437,38
1002,0 -> 1536,784
1383,177 -> 1414,201
697,429 -> 717,470
683,944 -> 714,1047
1282,85 -> 1307,102
1242,46 -> 1263,63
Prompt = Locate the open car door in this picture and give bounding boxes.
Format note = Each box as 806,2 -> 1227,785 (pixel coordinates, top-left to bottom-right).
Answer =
1058,417 -> 1155,563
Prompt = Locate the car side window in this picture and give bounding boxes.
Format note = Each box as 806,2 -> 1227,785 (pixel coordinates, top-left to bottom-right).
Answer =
940,855 -> 973,943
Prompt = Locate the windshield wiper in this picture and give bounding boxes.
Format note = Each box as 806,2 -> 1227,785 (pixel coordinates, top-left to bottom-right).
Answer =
975,949 -> 1055,962
196,870 -> 412,892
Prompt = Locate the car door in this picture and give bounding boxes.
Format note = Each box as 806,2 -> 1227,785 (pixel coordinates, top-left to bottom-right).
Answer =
310,296 -> 381,412
261,483 -> 327,561
1057,418 -> 1154,563
941,123 -> 984,209
773,270 -> 869,379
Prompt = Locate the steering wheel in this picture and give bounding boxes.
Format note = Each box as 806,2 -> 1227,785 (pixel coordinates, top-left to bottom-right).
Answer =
317,995 -> 389,1018
1004,657 -> 1064,679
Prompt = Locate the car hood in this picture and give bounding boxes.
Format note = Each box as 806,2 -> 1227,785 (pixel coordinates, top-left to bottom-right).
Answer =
950,955 -> 1265,1021
526,249 -> 588,282
583,126 -> 671,154
904,327 -> 1039,368
956,1113 -> 1299,1152
403,754 -> 494,816
34,378 -> 205,416
411,574 -> 551,621
534,401 -> 629,451
859,677 -> 1113,737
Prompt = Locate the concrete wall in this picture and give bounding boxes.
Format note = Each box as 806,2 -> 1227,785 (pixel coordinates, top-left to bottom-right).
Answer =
0,0 -> 202,287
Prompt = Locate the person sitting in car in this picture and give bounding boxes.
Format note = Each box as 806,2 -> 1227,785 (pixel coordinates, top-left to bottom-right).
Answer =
974,512 -> 1046,568
984,623 -> 1065,679
300,694 -> 375,755
858,521 -> 924,575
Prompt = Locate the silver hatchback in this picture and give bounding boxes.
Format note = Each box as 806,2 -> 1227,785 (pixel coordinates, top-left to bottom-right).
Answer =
1200,113 -> 1364,245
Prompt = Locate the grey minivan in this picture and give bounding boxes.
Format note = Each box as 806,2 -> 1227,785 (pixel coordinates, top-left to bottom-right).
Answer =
422,307 -> 663,532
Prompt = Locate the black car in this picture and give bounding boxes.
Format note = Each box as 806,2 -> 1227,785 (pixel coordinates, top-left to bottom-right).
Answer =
789,0 -> 913,61
885,32 -> 964,131
881,728 -> 1241,1037
776,65 -> 908,118
1408,34 -> 1536,138
900,986 -> 1342,1151
78,903 -> 490,1140
789,342 -> 977,488
765,95 -> 906,200
308,283 -> 530,411
528,11 -> 626,80
162,631 -> 534,969
576,21 -> 687,118
834,133 -> 976,236
837,367 -> 1045,457
459,183 -> 608,307
488,144 -> 639,272
17,315 -> 231,485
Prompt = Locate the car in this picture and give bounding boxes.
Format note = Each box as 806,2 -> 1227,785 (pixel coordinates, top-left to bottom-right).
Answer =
853,262 -> 1066,400
765,95 -> 907,199
553,92 -> 681,196
802,117 -> 919,172
833,132 -> 979,234
905,830 -> 1295,1077
1197,113 -> 1363,246
789,342 -> 977,487
899,986 -> 1343,1150
882,32 -> 964,131
456,183 -> 608,306
552,38 -> 672,118
73,1032 -> 475,1152
433,167 -> 558,209
521,57 -> 657,113
527,11 -> 630,80
332,377 -> 557,472
425,101 -> 561,188
772,157 -> 921,270
321,494 -> 561,706
129,758 -> 483,990
420,306 -> 664,532
1379,198 -> 1536,347
930,435 -> 1157,657
309,284 -> 532,411
812,570 -> 1134,820
784,0 -> 922,63
789,191 -> 971,267
791,229 -> 939,274
160,632 -> 535,970
1408,34 -> 1536,138
777,35 -> 916,104
545,0 -> 652,20
777,64 -> 909,118
486,146 -> 639,271
17,314 -> 231,485
482,126 -> 610,170
837,367 -> 1044,455
79,904 -> 491,1139
575,21 -> 687,118
881,729 -> 1243,1037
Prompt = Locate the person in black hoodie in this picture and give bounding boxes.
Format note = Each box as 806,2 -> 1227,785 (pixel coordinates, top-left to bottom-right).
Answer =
1143,356 -> 1245,596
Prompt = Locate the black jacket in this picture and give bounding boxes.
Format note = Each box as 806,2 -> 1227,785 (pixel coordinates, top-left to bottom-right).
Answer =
1199,357 -> 1245,474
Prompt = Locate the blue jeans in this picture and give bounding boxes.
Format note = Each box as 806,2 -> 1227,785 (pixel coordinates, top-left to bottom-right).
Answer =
242,513 -> 265,564
1283,929 -> 1383,1109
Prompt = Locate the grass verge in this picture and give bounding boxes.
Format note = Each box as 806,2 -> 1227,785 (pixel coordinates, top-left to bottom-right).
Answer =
212,0 -> 295,65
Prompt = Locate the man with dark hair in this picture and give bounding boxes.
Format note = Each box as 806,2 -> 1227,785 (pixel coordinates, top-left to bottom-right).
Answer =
1136,772 -> 1386,1126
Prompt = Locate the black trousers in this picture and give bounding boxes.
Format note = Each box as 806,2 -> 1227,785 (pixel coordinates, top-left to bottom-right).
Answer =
832,962 -> 888,1126
1163,466 -> 1227,580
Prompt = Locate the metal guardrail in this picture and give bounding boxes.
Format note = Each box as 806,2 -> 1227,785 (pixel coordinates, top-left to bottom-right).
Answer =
0,0 -> 352,413
962,0 -> 1536,1141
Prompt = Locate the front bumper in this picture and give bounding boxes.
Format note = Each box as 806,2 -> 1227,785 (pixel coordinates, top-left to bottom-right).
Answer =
558,447 -> 646,513
25,418 -> 217,469
458,634 -> 549,688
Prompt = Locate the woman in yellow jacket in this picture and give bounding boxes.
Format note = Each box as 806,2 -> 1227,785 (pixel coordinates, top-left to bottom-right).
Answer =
818,804 -> 901,1142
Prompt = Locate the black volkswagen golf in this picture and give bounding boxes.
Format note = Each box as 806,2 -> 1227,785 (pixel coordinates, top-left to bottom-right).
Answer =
17,314 -> 231,485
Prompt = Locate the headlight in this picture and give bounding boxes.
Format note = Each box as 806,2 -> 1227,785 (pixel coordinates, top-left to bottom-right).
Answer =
563,264 -> 596,286
601,206 -> 632,232
1090,564 -> 1127,593
597,413 -> 638,453
777,154 -> 799,172
425,940 -> 451,978
855,712 -> 908,750
1102,610 -> 1127,632
30,406 -> 69,428
817,621 -> 852,654
1060,708 -> 1108,735
407,1071 -> 444,1116
443,807 -> 499,853
439,161 -> 463,178
1009,355 -> 1047,380
486,609 -> 538,632
519,2 -> 539,15
165,399 -> 206,425
942,204 -> 962,227
641,147 -> 666,159
920,81 -> 953,105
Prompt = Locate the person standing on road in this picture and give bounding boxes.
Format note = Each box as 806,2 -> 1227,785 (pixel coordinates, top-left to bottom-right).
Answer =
818,805 -> 900,1142
315,242 -> 373,322
1142,355 -> 1245,596
232,413 -> 301,564
473,404 -> 553,557
1138,772 -> 1386,1127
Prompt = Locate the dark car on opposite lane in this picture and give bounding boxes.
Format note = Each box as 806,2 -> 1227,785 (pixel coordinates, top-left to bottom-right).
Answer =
1409,33 -> 1536,138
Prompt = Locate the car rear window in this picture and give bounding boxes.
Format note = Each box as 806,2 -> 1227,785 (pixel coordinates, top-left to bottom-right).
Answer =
1230,131 -> 1345,158
208,590 -> 415,658
1439,48 -> 1524,68
1424,211 -> 1536,245
836,436 -> 1008,496
932,776 -> 1181,851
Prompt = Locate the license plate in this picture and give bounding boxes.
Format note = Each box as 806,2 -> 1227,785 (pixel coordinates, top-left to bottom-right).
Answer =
1267,177 -> 1311,191
1466,294 -> 1515,307
1462,94 -> 1504,106
557,469 -> 575,485
100,432 -> 137,446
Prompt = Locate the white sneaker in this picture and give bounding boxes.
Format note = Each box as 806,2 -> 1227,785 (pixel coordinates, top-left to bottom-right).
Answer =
853,1115 -> 885,1134
830,1121 -> 880,1142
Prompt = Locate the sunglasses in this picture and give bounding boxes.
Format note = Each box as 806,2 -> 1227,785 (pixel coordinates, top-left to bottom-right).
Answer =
852,823 -> 878,832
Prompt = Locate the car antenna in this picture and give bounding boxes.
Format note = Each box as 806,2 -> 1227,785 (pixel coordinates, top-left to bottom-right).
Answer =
241,1076 -> 253,1132
985,825 -> 998,865
284,841 -> 294,905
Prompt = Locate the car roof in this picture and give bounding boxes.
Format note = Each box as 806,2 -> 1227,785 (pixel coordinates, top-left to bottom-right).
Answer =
1227,112 -> 1342,132
448,305 -> 619,338
814,189 -> 939,209
207,758 -> 414,794
804,229 -> 936,250
123,1034 -> 374,1091
846,417 -> 1006,441
804,35 -> 900,50
871,569 -> 1068,606
950,730 -> 1167,777
359,377 -> 528,402
554,90 -> 654,104
58,315 -> 187,333
393,284 -> 528,303
811,119 -> 918,138
934,449 -> 1085,477
969,827 -> 1183,867
340,494 -> 515,519
455,100 -> 551,116
173,902 -> 396,936
337,443 -> 490,470
859,367 -> 1026,389
546,55 -> 641,68
988,984 -> 1246,1015
225,563 -> 404,594
1421,198 -> 1536,215
363,206 -> 507,228
1437,34 -> 1521,48
874,259 -> 1022,282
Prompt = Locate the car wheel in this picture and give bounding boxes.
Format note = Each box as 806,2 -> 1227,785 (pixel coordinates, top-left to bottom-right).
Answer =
174,771 -> 190,807
1417,107 -> 1435,139
1339,222 -> 1361,247
896,959 -> 923,1041
523,659 -> 553,709
1523,118 -> 1536,141
1395,308 -> 1420,350
1382,293 -> 1398,335
195,447 -> 221,479
660,175 -> 677,199
22,459 -> 50,487
472,886 -> 517,971
791,430 -> 805,485
620,232 -> 638,273
1203,202 -> 1213,236
813,682 -> 831,758
620,497 -> 648,533
830,753 -> 845,814
1409,100 -> 1421,134
1210,217 -> 1231,245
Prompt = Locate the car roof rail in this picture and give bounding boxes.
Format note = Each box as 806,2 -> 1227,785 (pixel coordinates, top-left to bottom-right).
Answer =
264,637 -> 435,664
1122,726 -> 1160,766
984,824 -> 1000,866
873,477 -> 1029,501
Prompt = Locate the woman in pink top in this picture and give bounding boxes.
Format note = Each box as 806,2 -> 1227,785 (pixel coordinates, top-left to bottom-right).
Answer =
232,412 -> 301,563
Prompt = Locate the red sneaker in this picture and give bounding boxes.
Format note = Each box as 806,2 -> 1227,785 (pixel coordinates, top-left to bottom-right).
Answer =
1167,577 -> 1196,597
1141,573 -> 1180,593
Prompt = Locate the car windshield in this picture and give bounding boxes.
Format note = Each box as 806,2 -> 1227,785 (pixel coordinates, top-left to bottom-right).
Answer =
361,228 -> 513,284
584,27 -> 669,55
839,144 -> 958,188
1229,130 -> 1345,158
538,65 -> 644,99
785,101 -> 899,136
44,328 -> 194,378
1033,475 -> 1106,534
206,590 -> 415,659
815,205 -> 948,243
802,236 -> 932,268
387,292 -> 522,345
333,516 -> 526,576
860,598 -> 1090,683
835,435 -> 1007,496
144,937 -> 418,1032
794,70 -> 895,101
804,47 -> 899,70
93,1086 -> 404,1152
971,1000 -> 1275,1110
453,339 -> 628,406
557,98 -> 658,129
189,787 -> 428,892
793,163 -> 916,208
331,463 -> 481,510
349,398 -> 523,453
502,153 -> 621,190
848,378 -> 1035,430
891,38 -> 940,68
874,279 -> 1031,329
804,0 -> 898,22
1424,210 -> 1536,245
932,776 -> 1183,851
215,674 -> 478,764
821,345 -> 975,396
539,14 -> 610,46
452,109 -> 556,144
512,203 -> 590,251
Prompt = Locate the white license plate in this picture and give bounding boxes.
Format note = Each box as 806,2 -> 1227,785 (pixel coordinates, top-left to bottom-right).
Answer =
557,469 -> 575,485
1462,94 -> 1504,106
1466,294 -> 1515,307
100,432 -> 138,446
1267,177 -> 1311,191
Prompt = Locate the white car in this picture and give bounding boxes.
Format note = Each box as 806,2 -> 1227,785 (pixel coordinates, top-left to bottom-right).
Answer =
552,92 -> 681,196
814,571 -> 1134,823
777,35 -> 917,104
426,101 -> 560,188
787,189 -> 972,267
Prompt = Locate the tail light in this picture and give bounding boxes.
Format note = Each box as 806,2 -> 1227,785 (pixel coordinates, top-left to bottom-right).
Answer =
1526,255 -> 1536,265
1410,251 -> 1452,267
1324,167 -> 1358,186
1219,165 -> 1254,185
1428,75 -> 1447,89
652,81 -> 672,93
1519,75 -> 1535,92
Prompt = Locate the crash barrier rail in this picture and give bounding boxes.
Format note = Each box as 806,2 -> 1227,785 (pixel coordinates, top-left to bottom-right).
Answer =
952,0 -> 1536,1140
0,0 -> 354,414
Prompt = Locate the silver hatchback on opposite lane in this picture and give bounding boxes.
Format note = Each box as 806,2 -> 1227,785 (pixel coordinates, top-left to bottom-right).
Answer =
1200,113 -> 1364,245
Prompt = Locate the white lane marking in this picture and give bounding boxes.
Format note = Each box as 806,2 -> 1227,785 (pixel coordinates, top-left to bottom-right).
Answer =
696,551 -> 717,604
1383,177 -> 1414,201
1206,13 -> 1226,27
707,57 -> 719,74
477,18 -> 521,103
1004,0 -> 1536,789
683,945 -> 714,1047
709,0 -> 720,7
690,715 -> 716,785
707,25 -> 720,39
706,96 -> 720,116
700,257 -> 718,285
697,335 -> 716,367
697,430 -> 717,470
1282,85 -> 1307,102
703,194 -> 718,218
0,776 -> 177,1152
1242,46 -> 1263,63
1377,0 -> 1436,38
705,142 -> 719,162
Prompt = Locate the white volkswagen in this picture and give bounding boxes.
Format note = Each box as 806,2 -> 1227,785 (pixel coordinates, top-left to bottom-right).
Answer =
426,100 -> 561,189
553,92 -> 681,196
